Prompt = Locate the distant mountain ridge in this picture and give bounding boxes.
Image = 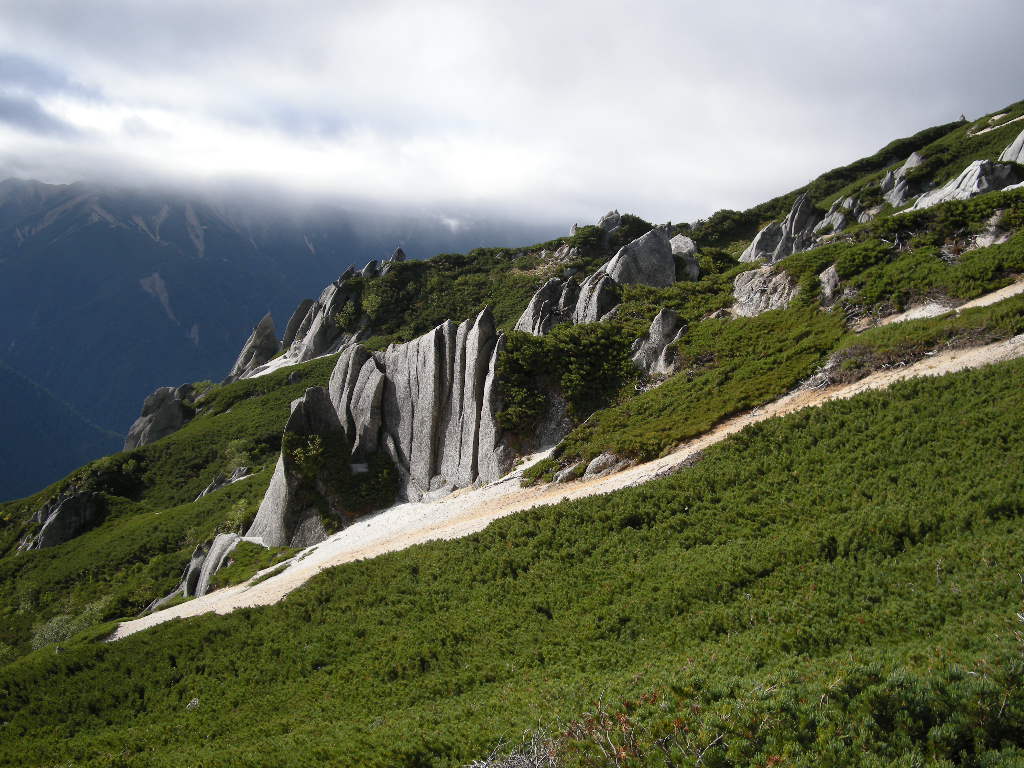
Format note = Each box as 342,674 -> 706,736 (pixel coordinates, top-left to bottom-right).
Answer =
0,179 -> 559,499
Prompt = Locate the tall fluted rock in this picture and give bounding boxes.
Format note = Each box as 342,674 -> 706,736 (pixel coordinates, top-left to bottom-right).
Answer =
247,307 -> 515,548
124,384 -> 194,450
225,312 -> 280,382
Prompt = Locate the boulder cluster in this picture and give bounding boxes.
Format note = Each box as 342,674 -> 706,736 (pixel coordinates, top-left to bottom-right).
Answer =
514,219 -> 697,338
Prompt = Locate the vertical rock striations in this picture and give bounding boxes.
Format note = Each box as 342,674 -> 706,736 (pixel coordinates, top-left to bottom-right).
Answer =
247,307 -> 515,548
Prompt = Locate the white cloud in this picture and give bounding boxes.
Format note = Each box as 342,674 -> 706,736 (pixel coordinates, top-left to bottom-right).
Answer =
0,0 -> 1022,223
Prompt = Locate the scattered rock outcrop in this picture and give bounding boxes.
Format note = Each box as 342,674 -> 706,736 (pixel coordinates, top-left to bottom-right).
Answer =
225,313 -> 280,382
124,384 -> 194,450
604,227 -> 675,287
670,234 -> 700,281
911,160 -> 1021,211
514,278 -> 566,335
281,298 -> 315,349
732,267 -> 800,317
18,490 -> 103,550
879,152 -> 924,207
194,467 -> 252,502
670,233 -> 697,257
740,194 -> 819,264
631,308 -> 686,376
819,264 -> 841,306
380,247 -> 406,275
147,532 -> 267,611
573,271 -> 619,324
598,210 -> 622,234
999,128 -> 1024,164
290,279 -> 365,363
813,197 -> 861,236
582,452 -> 629,478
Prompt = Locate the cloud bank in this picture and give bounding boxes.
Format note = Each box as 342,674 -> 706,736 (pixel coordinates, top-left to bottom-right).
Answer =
1,0 -> 1022,224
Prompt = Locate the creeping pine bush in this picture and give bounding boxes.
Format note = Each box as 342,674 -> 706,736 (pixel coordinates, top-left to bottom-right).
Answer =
2,360 -> 1023,766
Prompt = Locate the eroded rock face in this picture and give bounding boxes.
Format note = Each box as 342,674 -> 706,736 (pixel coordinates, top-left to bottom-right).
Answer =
226,313 -> 280,382
999,128 -> 1024,164
124,384 -> 194,450
814,197 -> 860,236
514,278 -> 565,335
248,308 -> 519,547
573,271 -> 619,324
631,308 -> 686,376
598,210 -> 622,233
911,160 -> 1021,211
819,264 -> 841,306
19,490 -> 103,550
880,151 -> 924,207
732,267 -> 800,317
604,228 -> 675,287
740,194 -> 820,263
670,233 -> 697,257
282,299 -> 315,349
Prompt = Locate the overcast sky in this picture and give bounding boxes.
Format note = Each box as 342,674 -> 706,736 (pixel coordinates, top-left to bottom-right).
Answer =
1,0 -> 1022,224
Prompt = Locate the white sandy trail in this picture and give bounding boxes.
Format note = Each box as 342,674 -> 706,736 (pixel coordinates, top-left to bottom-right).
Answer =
112,328 -> 1024,640
878,277 -> 1024,326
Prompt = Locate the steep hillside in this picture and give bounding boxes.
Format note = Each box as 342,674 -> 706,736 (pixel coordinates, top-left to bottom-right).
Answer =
2,99 -> 1024,766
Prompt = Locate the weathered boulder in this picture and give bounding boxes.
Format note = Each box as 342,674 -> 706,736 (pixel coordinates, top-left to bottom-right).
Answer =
282,298 -> 315,349
572,271 -> 619,324
813,196 -> 859,236
879,153 -> 926,207
604,228 -> 675,288
360,260 -> 379,278
999,128 -> 1024,164
514,278 -> 564,335
19,490 -> 103,550
194,466 -> 252,501
631,308 -> 685,376
292,281 -> 363,363
124,384 -> 194,450
819,264 -> 841,306
732,266 -> 800,317
598,210 -> 621,232
670,233 -> 697,257
380,247 -> 406,275
582,452 -> 629,478
740,194 -> 819,263
857,204 -> 884,224
911,160 -> 1021,211
558,279 -> 580,315
225,313 -> 280,382
339,265 -> 356,282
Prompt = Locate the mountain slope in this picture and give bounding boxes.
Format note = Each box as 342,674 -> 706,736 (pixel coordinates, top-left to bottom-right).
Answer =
2,99 -> 1024,766
2,359 -> 1023,766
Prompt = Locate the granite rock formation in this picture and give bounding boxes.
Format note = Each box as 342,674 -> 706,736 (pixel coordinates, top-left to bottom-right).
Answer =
225,313 -> 280,382
124,384 -> 194,450
911,160 -> 1021,211
631,308 -> 686,376
732,266 -> 800,317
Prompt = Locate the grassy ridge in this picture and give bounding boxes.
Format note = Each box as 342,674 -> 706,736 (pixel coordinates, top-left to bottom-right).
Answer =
1,359 -> 1023,766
